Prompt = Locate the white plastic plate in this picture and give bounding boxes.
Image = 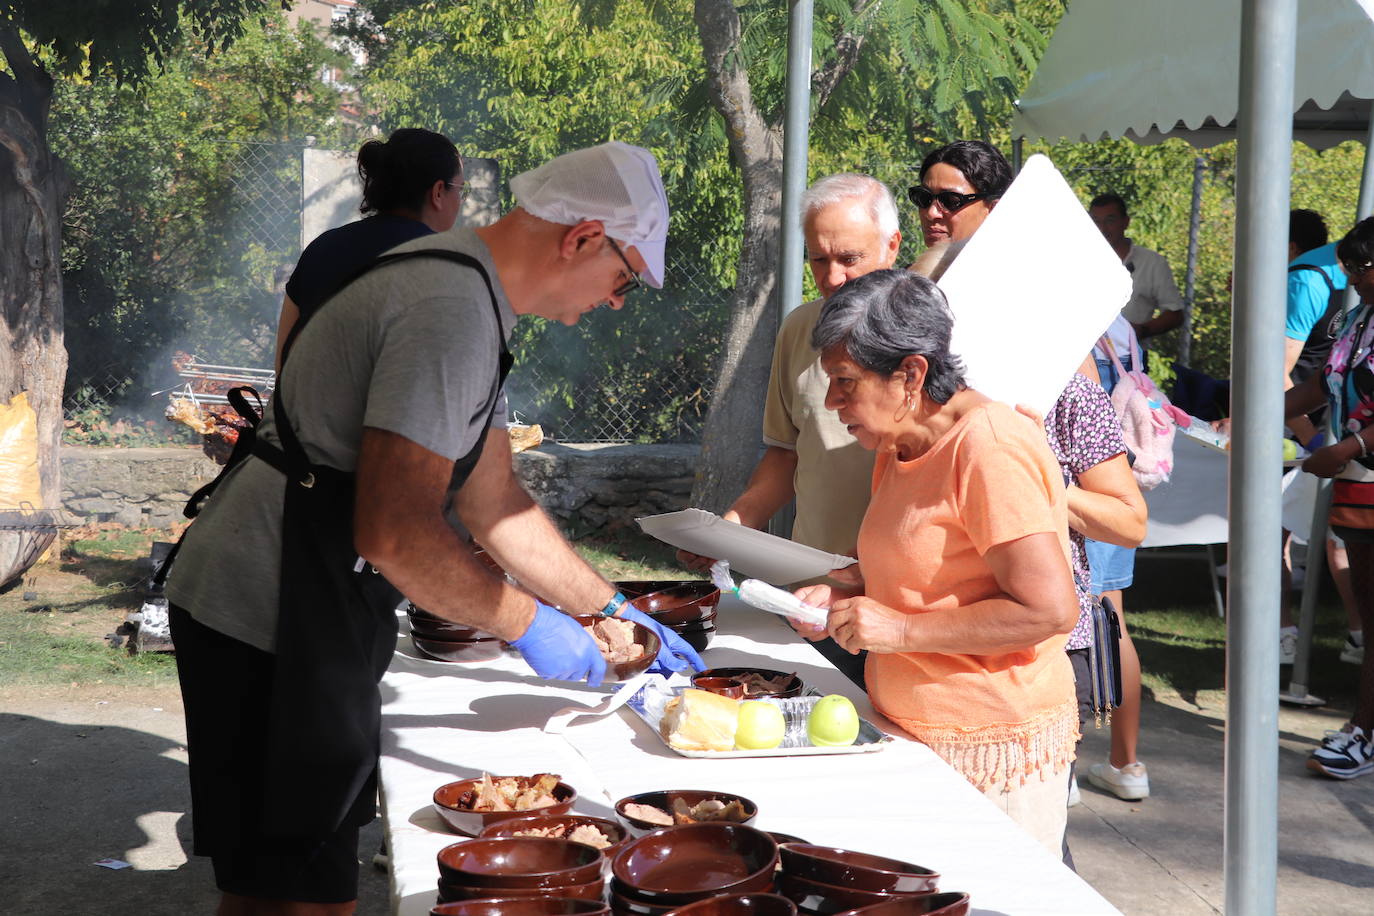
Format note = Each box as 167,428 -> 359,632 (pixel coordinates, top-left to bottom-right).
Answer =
636,508 -> 855,585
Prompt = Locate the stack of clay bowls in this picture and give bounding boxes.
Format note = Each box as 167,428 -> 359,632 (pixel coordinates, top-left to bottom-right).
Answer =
621,581 -> 721,653
774,844 -> 967,916
436,837 -> 606,905
609,823 -> 779,916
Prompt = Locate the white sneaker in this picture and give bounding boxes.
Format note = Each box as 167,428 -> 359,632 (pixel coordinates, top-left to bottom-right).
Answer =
1340,632 -> 1365,665
1067,777 -> 1082,807
1307,725 -> 1374,780
1087,761 -> 1150,800
1280,627 -> 1298,665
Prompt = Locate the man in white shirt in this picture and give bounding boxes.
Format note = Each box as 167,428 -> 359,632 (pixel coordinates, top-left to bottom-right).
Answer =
1089,193 -> 1184,344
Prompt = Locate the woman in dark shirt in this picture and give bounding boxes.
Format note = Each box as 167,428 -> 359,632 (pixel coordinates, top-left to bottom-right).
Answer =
275,128 -> 463,367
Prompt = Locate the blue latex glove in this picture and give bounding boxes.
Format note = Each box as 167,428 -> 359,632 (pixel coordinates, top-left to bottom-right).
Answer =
615,605 -> 705,675
511,601 -> 606,687
1306,431 -> 1326,450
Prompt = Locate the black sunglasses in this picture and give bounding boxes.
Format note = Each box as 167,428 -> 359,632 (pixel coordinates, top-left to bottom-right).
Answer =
1342,259 -> 1374,280
908,186 -> 989,215
606,237 -> 643,298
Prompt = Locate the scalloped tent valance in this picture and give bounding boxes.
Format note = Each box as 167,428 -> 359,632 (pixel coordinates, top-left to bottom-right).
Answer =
1012,0 -> 1374,149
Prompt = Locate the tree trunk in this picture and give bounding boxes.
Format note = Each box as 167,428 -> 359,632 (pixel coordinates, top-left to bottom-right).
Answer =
0,39 -> 68,583
690,0 -> 785,512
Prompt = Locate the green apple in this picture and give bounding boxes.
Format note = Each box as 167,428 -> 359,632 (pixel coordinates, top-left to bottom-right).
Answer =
1282,439 -> 1299,461
735,700 -> 786,750
807,694 -> 860,747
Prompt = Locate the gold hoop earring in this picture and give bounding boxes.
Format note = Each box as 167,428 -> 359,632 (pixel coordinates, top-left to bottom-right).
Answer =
893,392 -> 916,422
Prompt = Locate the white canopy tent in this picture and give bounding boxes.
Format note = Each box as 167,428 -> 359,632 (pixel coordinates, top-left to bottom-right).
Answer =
1012,0 -> 1374,149
1009,1 -> 1374,913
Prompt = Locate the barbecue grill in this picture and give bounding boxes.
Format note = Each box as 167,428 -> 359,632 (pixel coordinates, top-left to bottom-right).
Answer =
157,355 -> 275,464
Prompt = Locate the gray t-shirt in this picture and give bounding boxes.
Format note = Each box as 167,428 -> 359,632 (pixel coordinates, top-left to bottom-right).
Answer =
166,228 -> 515,652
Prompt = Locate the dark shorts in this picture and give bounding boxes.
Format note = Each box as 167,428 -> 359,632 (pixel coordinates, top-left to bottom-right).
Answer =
1332,524 -> 1374,544
170,604 -> 363,904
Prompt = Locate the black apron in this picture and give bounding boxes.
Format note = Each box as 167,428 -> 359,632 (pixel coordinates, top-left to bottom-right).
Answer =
163,248 -> 511,839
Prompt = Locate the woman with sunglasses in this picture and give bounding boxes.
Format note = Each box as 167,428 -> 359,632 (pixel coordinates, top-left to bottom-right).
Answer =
1285,216 -> 1374,780
908,140 -> 1012,250
275,128 -> 464,369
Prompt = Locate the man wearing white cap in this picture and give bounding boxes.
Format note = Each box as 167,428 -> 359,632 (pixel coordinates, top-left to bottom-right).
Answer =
163,141 -> 700,913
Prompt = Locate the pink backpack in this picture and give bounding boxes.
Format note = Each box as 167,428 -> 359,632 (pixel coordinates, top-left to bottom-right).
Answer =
1099,331 -> 1189,491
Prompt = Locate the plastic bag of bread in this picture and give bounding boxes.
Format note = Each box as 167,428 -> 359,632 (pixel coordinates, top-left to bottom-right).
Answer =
659,688 -> 740,752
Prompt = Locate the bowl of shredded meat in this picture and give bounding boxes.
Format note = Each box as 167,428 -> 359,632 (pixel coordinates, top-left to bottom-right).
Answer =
574,615 -> 661,681
433,773 -> 578,836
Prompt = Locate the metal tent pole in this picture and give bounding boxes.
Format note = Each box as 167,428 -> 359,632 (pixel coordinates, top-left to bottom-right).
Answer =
1225,1 -> 1297,912
1284,104 -> 1374,705
769,0 -> 814,540
1180,155 -> 1205,368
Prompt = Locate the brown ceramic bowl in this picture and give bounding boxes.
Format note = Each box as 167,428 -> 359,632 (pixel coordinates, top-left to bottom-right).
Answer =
614,789 -> 759,836
693,668 -> 803,699
480,814 -> 629,857
413,633 -> 506,663
672,627 -> 714,653
612,823 -> 778,904
438,879 -> 606,903
665,612 -> 717,632
431,899 -> 611,916
616,581 -> 705,600
408,609 -> 493,642
633,583 -> 721,626
777,845 -> 938,894
573,615 -> 661,681
691,676 -> 744,699
828,894 -> 969,916
437,837 -> 603,888
775,874 -> 935,916
434,777 -> 578,836
765,833 -> 810,847
664,893 -> 798,916
610,889 -> 678,916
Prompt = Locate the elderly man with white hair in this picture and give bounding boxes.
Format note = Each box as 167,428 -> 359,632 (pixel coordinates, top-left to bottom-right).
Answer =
680,172 -> 901,678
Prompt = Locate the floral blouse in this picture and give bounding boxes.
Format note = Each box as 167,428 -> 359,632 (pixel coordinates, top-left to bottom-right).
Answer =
1043,373 -> 1128,650
1324,302 -> 1374,444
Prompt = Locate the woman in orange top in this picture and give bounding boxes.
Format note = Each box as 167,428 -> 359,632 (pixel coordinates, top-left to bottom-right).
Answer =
794,268 -> 1080,854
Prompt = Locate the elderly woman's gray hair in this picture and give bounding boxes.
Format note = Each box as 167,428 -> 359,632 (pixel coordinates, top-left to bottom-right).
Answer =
811,269 -> 967,404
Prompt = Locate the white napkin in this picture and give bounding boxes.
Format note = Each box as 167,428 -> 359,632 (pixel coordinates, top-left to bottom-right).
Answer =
543,672 -> 690,734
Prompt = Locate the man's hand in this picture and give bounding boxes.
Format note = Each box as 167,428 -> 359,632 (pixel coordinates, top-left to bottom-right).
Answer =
510,601 -> 607,685
616,606 -> 705,674
1302,442 -> 1355,478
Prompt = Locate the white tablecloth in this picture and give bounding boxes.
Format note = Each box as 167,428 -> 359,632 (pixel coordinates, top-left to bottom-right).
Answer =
1142,434 -> 1230,547
378,597 -> 1121,916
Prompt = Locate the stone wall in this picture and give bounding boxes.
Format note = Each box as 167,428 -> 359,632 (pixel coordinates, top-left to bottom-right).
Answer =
59,443 -> 700,533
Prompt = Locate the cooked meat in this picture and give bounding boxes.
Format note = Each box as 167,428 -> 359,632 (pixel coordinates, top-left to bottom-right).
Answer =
457,773 -> 562,812
585,617 -> 646,664
623,802 -> 674,826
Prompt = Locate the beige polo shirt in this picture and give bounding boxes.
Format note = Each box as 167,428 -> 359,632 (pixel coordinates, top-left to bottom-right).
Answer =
1120,243 -> 1184,326
761,298 -> 876,558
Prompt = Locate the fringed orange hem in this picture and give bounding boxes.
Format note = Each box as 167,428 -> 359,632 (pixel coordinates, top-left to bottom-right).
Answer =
887,699 -> 1080,793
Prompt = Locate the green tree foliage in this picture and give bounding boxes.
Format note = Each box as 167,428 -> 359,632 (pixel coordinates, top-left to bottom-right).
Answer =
53,12 -> 354,412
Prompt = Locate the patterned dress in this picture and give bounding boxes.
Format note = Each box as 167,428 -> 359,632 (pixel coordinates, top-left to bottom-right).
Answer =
1043,373 -> 1129,649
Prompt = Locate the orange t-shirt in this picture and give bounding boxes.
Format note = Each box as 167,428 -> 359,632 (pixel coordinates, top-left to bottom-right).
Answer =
860,401 -> 1078,789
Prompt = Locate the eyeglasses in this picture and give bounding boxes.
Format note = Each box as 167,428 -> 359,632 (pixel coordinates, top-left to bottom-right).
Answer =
606,237 -> 643,298
908,186 -> 989,215
1341,259 -> 1374,280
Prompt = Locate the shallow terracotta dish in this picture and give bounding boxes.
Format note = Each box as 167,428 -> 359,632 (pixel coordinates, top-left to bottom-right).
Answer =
663,893 -> 798,916
408,606 -> 491,641
573,615 -> 660,681
775,874 -> 934,916
480,814 -> 628,857
433,777 -> 578,836
690,676 -> 745,699
413,633 -> 506,663
430,898 -> 611,916
613,789 -> 759,835
437,837 -> 603,888
437,879 -> 605,904
632,583 -> 721,626
612,823 -> 778,903
777,845 -> 938,894
828,893 -> 969,916
692,668 -> 803,699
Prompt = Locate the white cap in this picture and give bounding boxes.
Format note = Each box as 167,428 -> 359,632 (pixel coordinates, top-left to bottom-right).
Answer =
510,141 -> 670,288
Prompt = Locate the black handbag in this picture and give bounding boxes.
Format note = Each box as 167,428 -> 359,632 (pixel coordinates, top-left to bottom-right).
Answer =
1087,595 -> 1124,726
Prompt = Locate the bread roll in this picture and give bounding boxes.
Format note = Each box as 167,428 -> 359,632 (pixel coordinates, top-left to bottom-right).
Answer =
659,688 -> 740,752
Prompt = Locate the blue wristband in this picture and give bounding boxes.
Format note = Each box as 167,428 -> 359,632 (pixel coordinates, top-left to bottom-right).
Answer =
599,591 -> 629,617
